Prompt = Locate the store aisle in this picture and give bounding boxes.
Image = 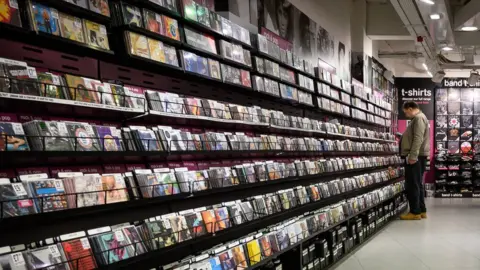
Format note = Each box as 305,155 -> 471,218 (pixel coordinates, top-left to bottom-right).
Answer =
332,198 -> 480,270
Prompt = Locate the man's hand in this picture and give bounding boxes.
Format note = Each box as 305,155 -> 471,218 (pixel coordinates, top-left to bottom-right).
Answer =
408,159 -> 417,165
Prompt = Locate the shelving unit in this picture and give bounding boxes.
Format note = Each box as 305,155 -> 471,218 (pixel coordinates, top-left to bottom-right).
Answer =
0,1 -> 400,270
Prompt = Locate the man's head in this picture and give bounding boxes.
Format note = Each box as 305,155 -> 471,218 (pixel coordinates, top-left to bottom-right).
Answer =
403,101 -> 420,119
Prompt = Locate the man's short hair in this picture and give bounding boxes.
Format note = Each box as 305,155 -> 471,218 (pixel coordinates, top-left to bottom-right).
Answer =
403,101 -> 419,110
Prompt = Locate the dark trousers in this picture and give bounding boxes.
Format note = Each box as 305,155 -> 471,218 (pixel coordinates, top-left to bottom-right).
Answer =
405,157 -> 427,215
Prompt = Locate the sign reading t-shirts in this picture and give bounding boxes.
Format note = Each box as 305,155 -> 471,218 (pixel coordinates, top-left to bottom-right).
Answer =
396,78 -> 435,120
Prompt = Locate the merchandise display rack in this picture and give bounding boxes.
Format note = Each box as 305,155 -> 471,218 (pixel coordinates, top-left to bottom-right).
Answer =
434,87 -> 479,197
0,0 -> 400,270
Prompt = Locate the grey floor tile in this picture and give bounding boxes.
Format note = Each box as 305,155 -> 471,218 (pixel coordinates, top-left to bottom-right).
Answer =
333,198 -> 479,270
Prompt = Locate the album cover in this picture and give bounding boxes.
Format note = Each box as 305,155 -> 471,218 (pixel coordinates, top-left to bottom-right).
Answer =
28,121 -> 73,151
37,72 -> 64,99
247,239 -> 262,265
257,34 -> 268,53
0,181 -> 36,217
208,59 -> 221,80
475,116 -> 480,128
68,174 -> 103,208
163,0 -> 177,12
83,20 -> 109,50
0,252 -> 28,270
218,250 -> 235,270
213,208 -> 231,231
163,16 -> 180,41
435,115 -> 447,128
436,88 -> 447,101
83,79 -> 115,105
448,102 -> 461,115
89,0 -> 110,17
436,101 -> 447,115
461,88 -> 474,101
183,0 -> 197,21
448,88 -> 460,101
182,50 -> 198,73
142,220 -> 176,250
66,122 -> 100,151
241,70 -> 251,88
93,230 -> 134,264
231,245 -> 248,268
460,129 -> 473,141
101,174 -> 128,204
168,215 -> 192,242
474,129 -> 480,141
124,85 -> 146,109
143,9 -> 163,35
59,13 -> 85,43
135,129 -> 162,151
435,128 -> 447,141
196,4 -> 209,27
25,244 -> 69,269
164,44 -> 179,66
240,201 -> 254,221
201,209 -> 216,233
462,102 -> 473,115
122,4 -> 142,27
61,238 -> 98,270
150,171 -> 180,196
220,40 -> 233,60
126,31 -> 150,59
259,236 -> 272,257
231,23 -> 241,41
2,63 -> 39,96
475,103 -> 480,114
275,229 -> 290,250
244,50 -> 252,67
27,179 -> 68,213
0,122 -> 29,151
146,38 -> 165,63
461,141 -> 472,153
221,17 -> 232,37
1,0 -> 22,27
447,141 -> 459,154
31,3 -> 60,35
461,116 -> 473,128
197,55 -> 209,77
184,212 -> 206,237
448,115 -> 460,128
209,12 -> 222,33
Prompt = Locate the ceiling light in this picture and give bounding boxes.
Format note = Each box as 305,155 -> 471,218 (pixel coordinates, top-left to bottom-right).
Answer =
442,46 -> 453,51
419,0 -> 435,4
430,14 -> 440,20
422,63 -> 429,70
427,71 -> 432,77
461,26 -> 478,31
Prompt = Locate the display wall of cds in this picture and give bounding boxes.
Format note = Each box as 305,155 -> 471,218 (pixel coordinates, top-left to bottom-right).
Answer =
0,167 -> 404,268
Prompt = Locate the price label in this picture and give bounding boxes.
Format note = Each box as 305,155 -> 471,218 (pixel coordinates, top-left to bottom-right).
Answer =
80,238 -> 91,249
48,245 -> 61,257
11,183 -> 27,196
54,180 -> 64,191
12,123 -> 24,135
114,230 -> 125,242
10,252 -> 25,266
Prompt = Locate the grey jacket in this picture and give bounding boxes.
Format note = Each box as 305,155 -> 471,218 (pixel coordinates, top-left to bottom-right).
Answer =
401,111 -> 430,160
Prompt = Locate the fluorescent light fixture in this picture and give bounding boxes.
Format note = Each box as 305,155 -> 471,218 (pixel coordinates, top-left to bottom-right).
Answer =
419,0 -> 435,4
461,26 -> 478,31
430,14 -> 440,20
442,46 -> 453,51
422,63 -> 429,70
427,71 -> 432,77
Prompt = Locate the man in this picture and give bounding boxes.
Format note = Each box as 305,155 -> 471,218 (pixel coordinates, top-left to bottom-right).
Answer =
400,101 -> 430,220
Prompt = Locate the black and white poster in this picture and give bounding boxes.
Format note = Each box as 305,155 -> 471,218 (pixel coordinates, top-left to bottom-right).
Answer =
317,24 -> 335,66
257,0 -> 294,42
337,42 -> 350,82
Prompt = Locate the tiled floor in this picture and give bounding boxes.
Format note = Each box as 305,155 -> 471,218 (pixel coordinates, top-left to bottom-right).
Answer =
332,198 -> 480,270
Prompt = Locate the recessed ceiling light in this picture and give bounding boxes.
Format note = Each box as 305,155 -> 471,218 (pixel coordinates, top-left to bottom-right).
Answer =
442,46 -> 453,51
422,63 -> 429,70
430,14 -> 440,20
420,0 -> 435,4
461,26 -> 478,31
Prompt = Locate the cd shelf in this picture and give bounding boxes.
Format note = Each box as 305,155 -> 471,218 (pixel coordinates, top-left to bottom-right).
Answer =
0,166 -> 403,246
100,181 -> 405,270
31,0 -> 112,25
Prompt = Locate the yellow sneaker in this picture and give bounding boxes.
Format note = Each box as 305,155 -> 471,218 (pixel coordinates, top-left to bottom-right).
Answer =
400,213 -> 422,220
421,212 -> 427,219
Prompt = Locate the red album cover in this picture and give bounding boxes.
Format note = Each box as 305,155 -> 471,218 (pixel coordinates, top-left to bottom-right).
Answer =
61,238 -> 98,270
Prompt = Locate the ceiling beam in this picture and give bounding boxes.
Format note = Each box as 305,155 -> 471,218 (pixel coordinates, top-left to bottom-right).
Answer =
453,0 -> 480,29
